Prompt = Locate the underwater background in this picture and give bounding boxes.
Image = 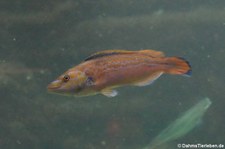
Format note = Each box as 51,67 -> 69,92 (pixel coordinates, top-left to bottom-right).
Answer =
0,0 -> 224,149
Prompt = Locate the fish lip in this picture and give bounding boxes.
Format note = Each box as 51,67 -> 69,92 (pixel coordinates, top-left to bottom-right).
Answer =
47,80 -> 61,91
47,85 -> 59,90
47,86 -> 60,93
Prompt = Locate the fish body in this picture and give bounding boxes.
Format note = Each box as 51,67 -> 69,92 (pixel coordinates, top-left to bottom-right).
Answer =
47,49 -> 191,97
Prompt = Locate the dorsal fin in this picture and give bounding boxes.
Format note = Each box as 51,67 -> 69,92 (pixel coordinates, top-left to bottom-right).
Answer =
139,49 -> 165,58
84,49 -> 165,61
84,50 -> 134,61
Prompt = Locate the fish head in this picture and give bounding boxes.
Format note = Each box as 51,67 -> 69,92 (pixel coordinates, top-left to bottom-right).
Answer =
47,70 -> 91,96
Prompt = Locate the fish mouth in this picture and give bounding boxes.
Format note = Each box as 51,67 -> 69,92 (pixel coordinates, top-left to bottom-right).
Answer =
47,80 -> 61,92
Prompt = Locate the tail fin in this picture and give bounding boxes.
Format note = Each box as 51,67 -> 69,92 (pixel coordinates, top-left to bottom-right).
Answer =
164,57 -> 192,76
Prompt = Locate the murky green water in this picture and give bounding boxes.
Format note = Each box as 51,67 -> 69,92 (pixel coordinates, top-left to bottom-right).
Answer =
1,1 -> 224,149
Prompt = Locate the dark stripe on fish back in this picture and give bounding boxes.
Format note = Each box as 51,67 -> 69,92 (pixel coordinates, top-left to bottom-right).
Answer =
84,52 -> 120,61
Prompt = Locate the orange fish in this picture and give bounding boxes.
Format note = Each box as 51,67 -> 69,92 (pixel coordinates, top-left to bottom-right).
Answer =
47,49 -> 191,97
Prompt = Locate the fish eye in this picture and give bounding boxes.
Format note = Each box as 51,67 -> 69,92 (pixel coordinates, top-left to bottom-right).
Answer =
63,74 -> 70,82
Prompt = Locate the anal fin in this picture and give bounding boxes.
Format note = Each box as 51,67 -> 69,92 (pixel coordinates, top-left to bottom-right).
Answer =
133,72 -> 163,86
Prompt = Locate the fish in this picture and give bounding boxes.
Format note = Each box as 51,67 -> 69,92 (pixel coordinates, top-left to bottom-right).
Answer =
47,49 -> 191,97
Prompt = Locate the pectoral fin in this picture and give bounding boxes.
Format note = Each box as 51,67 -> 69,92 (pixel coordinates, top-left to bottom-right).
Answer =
101,88 -> 118,97
133,72 -> 163,86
